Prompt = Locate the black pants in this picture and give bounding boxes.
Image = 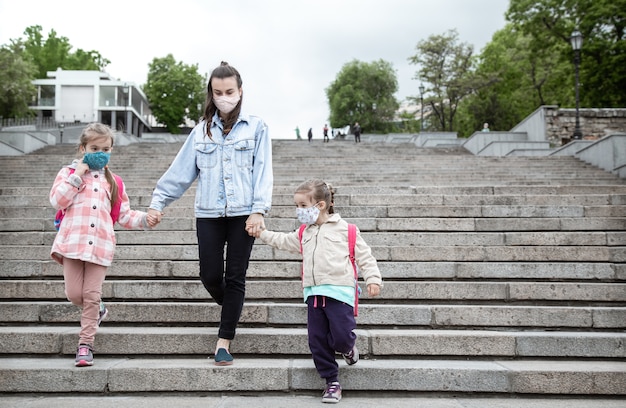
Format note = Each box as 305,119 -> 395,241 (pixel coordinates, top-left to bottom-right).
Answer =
307,295 -> 356,383
196,216 -> 255,340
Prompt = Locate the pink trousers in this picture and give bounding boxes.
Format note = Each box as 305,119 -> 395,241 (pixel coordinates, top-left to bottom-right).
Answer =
62,258 -> 107,346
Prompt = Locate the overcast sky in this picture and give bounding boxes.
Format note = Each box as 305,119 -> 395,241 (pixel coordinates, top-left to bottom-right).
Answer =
0,0 -> 510,139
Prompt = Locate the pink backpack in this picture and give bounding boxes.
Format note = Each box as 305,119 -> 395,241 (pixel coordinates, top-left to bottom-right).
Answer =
54,168 -> 124,231
298,223 -> 361,316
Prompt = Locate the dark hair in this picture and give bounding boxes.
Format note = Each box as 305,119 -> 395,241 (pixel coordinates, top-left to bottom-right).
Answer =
202,61 -> 243,139
295,179 -> 335,214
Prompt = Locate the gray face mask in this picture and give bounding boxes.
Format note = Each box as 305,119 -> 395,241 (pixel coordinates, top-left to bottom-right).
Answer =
296,204 -> 320,225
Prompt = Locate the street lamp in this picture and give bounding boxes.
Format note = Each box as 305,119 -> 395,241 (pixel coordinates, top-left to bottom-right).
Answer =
419,84 -> 425,131
570,30 -> 583,140
122,83 -> 129,133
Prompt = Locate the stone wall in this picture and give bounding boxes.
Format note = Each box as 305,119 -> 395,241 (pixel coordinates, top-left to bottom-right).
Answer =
544,106 -> 626,145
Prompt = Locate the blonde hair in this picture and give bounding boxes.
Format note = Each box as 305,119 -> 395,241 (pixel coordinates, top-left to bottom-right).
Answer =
77,123 -> 119,207
295,179 -> 335,214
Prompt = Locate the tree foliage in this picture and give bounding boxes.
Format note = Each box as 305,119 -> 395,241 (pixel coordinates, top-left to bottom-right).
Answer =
21,25 -> 109,78
506,0 -> 626,107
143,54 -> 206,133
0,41 -> 37,118
326,59 -> 399,132
407,29 -> 486,132
456,24 -> 572,136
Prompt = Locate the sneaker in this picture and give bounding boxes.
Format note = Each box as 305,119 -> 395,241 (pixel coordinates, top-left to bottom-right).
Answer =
322,382 -> 342,403
214,348 -> 233,366
342,344 -> 359,365
75,344 -> 94,367
97,301 -> 108,327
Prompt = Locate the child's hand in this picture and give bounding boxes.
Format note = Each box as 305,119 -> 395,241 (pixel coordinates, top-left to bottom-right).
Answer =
367,283 -> 381,297
74,162 -> 89,177
147,208 -> 162,227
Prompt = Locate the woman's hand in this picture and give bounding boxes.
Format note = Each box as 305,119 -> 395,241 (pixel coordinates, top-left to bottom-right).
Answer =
245,213 -> 265,237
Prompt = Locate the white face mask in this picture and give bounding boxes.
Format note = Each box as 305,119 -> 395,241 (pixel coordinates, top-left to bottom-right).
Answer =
214,94 -> 240,114
296,204 -> 320,225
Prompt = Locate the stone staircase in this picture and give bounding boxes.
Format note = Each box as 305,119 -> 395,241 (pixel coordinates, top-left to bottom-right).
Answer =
0,139 -> 625,397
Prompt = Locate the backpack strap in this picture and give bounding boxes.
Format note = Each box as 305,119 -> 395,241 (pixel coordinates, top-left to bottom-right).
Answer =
347,224 -> 359,316
110,173 -> 124,224
298,224 -> 307,286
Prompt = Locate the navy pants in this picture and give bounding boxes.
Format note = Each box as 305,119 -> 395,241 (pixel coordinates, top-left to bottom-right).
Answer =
197,216 -> 255,340
306,295 -> 357,383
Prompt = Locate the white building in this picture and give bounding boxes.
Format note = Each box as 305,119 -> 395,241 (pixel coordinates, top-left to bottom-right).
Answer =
30,69 -> 152,138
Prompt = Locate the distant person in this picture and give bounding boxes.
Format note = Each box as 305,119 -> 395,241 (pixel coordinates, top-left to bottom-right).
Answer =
308,127 -> 313,143
323,124 -> 329,143
250,179 -> 382,404
353,122 -> 361,143
482,122 -> 490,132
295,126 -> 301,140
147,61 -> 273,366
49,122 -> 154,367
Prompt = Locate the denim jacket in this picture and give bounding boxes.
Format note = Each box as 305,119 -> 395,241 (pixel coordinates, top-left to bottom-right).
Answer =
150,113 -> 273,218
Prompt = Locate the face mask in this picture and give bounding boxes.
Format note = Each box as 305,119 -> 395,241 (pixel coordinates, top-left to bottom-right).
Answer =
83,152 -> 110,170
214,94 -> 240,114
296,204 -> 320,225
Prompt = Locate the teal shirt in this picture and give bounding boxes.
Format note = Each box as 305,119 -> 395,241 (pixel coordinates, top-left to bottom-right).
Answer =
304,284 -> 356,307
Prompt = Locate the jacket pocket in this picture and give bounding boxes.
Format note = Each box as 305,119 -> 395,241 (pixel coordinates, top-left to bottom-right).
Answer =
195,142 -> 219,168
234,139 -> 255,168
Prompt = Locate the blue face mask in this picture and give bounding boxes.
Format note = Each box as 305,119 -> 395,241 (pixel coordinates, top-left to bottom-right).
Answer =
83,152 -> 110,170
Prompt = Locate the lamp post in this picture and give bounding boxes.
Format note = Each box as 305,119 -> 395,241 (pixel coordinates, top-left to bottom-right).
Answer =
570,30 -> 583,140
122,83 -> 129,133
419,84 -> 425,131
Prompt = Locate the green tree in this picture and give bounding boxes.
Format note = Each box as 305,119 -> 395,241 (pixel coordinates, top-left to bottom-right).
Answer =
143,54 -> 206,133
506,0 -> 626,107
407,29 -> 485,132
456,24 -> 572,136
326,59 -> 399,132
0,40 -> 37,118
21,25 -> 109,78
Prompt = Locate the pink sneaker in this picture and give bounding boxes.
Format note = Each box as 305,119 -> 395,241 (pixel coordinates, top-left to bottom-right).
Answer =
75,344 -> 94,367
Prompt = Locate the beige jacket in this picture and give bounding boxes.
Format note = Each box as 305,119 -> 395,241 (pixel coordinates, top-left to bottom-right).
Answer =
260,214 -> 383,288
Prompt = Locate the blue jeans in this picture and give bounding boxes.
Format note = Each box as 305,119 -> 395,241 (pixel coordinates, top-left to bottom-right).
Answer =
196,216 -> 255,340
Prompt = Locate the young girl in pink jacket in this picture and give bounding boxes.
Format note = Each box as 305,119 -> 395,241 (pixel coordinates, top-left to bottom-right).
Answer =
50,123 -> 157,367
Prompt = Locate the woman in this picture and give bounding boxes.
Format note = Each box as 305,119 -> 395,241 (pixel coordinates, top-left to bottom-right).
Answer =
148,61 -> 273,365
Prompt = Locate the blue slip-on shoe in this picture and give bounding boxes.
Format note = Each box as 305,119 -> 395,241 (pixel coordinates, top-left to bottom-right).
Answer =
214,348 -> 233,366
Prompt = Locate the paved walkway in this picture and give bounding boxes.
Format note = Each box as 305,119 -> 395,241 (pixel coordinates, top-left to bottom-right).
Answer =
2,396 -> 625,408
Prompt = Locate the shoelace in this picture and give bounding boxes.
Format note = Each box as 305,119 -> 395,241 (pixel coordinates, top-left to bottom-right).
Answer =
326,384 -> 339,394
78,346 -> 90,356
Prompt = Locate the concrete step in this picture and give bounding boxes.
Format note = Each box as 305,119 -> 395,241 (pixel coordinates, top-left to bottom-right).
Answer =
1,326 -> 625,359
2,279 -> 625,304
1,302 -> 624,329
2,216 -> 626,233
2,244 -> 625,262
3,192 -> 625,207
1,395 -> 625,408
3,231 -> 624,247
2,260 -> 622,281
2,276 -> 625,302
5,184 -> 626,196
1,357 -> 624,395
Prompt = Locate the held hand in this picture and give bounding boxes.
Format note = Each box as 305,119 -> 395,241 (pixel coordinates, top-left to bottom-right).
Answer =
367,283 -> 381,297
147,208 -> 163,227
245,213 -> 265,237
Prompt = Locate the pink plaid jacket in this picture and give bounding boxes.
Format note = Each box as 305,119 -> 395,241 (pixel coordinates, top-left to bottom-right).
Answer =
50,166 -> 148,266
